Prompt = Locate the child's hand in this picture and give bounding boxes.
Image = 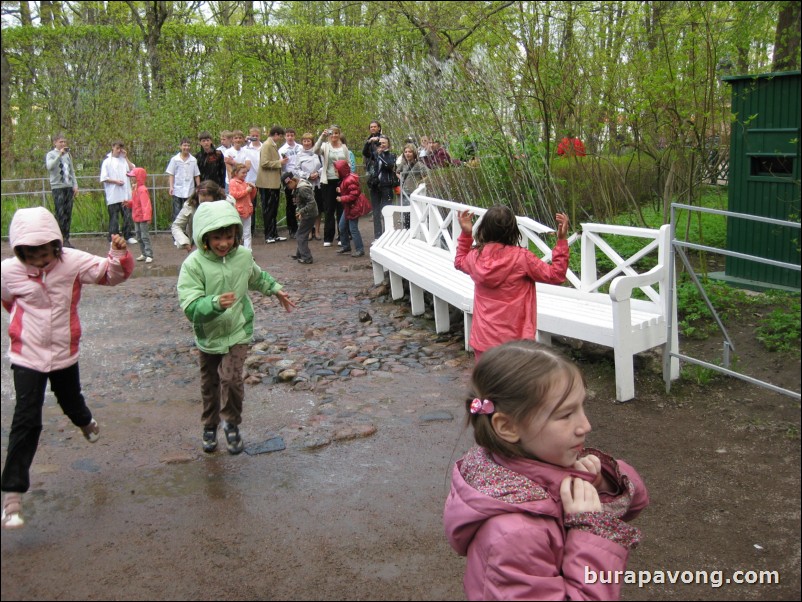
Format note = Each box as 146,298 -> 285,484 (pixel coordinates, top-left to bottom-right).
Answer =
573,454 -> 604,490
275,290 -> 296,313
182,243 -> 192,253
110,234 -> 127,251
555,212 -> 570,240
457,210 -> 474,235
336,196 -> 342,202
335,187 -> 341,193
560,476 -> 601,514
218,292 -> 237,309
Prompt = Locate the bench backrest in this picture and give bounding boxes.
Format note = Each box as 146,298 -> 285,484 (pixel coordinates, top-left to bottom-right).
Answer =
406,185 -> 669,311
408,184 -> 573,256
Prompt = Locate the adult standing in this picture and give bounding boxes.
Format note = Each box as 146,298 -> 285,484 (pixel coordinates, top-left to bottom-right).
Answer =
166,138 -> 201,221
256,125 -> 288,244
45,133 -> 79,247
196,131 -> 226,189
368,135 -> 397,240
279,128 -> 300,240
99,141 -> 136,243
313,125 -> 349,247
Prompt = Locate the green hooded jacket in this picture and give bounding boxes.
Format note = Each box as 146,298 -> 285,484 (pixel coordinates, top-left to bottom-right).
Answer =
177,201 -> 282,354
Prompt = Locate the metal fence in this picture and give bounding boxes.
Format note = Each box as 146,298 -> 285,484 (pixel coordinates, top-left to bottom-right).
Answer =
1,174 -> 178,238
665,202 -> 801,400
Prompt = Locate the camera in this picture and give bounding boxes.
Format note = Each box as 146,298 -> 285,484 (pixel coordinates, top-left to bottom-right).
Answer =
63,147 -> 70,153
246,136 -> 256,143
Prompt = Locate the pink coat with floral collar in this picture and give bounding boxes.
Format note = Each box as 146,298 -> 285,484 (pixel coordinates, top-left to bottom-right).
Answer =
444,446 -> 649,601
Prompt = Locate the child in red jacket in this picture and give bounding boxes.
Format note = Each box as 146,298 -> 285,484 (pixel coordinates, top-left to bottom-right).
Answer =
126,167 -> 154,263
334,159 -> 365,257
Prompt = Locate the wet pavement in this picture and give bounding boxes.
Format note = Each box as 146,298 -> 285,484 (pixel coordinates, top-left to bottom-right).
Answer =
0,228 -> 476,600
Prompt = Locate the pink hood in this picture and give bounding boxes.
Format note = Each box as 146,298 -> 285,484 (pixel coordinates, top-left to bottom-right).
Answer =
127,166 -> 148,186
9,206 -> 62,249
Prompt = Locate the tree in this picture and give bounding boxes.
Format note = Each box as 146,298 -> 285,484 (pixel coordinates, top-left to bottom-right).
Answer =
773,0 -> 801,71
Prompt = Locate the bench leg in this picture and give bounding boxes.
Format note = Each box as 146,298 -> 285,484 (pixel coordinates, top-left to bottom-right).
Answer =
389,271 -> 404,300
433,296 -> 450,333
463,313 -> 473,351
372,261 -> 386,286
536,331 -> 552,346
614,347 -> 636,402
410,283 -> 425,316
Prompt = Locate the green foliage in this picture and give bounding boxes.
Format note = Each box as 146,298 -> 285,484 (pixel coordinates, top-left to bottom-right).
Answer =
755,292 -> 802,355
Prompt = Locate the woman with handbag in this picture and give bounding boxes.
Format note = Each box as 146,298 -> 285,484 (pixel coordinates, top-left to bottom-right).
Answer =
368,135 -> 397,240
313,125 -> 350,247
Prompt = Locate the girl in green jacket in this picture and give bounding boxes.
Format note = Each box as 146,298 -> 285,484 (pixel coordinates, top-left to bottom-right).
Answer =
177,201 -> 295,454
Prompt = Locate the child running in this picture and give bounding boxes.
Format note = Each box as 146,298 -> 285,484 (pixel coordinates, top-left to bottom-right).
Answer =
177,201 -> 295,454
444,340 -> 649,600
1,207 -> 134,529
456,206 -> 570,362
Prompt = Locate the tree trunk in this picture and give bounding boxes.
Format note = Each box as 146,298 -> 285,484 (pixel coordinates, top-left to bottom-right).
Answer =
773,1 -> 801,72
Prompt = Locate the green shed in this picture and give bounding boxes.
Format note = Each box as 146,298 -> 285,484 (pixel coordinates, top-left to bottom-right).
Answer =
722,70 -> 800,290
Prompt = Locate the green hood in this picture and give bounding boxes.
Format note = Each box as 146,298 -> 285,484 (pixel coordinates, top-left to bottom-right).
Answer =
192,200 -> 243,251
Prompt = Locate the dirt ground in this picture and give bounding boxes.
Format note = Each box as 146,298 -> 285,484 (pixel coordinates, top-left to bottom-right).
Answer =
1,231 -> 800,601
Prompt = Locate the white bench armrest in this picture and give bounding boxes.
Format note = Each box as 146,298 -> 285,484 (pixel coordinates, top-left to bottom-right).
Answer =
609,264 -> 665,302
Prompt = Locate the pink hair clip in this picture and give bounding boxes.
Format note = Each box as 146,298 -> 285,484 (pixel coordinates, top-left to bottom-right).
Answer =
470,398 -> 495,415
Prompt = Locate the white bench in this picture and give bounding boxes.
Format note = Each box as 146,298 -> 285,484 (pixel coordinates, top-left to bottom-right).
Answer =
370,186 -> 679,401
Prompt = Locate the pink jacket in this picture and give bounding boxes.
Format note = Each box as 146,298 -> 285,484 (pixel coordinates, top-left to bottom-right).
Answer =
455,233 -> 569,353
444,446 -> 649,601
1,207 -> 134,373
127,167 -> 152,223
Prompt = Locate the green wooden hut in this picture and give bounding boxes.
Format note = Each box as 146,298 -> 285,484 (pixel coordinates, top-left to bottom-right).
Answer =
722,71 -> 800,290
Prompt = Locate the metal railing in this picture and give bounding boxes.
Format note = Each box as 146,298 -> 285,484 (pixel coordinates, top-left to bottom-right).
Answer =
665,203 -> 801,400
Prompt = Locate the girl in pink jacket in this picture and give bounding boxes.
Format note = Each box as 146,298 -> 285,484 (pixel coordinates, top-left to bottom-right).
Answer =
455,206 -> 570,362
443,340 -> 649,601
1,207 -> 134,529
126,166 -> 154,262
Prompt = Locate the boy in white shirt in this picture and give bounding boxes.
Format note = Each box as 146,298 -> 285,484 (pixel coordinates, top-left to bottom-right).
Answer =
279,128 -> 300,239
166,138 -> 201,221
100,141 -> 136,243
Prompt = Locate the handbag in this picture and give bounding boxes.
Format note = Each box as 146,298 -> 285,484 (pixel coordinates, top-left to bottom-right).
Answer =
366,163 -> 379,188
354,192 -> 372,218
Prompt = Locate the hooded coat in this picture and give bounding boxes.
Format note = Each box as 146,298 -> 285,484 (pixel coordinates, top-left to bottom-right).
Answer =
444,446 -> 649,601
334,160 -> 362,221
455,233 -> 569,353
1,207 -> 134,372
127,167 -> 153,223
176,201 -> 282,355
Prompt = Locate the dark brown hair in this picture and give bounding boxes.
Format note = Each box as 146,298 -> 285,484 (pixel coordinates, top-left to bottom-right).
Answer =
14,241 -> 63,263
188,180 -> 226,208
475,205 -> 520,253
202,224 -> 242,252
468,340 -> 583,459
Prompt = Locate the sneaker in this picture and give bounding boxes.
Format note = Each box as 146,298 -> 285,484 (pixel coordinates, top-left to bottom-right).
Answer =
135,255 -> 146,261
323,242 -> 332,247
126,237 -> 138,245
290,254 -> 299,260
202,426 -> 218,453
337,241 -> 342,246
298,258 -> 313,265
145,257 -> 153,263
266,238 -> 276,244
351,251 -> 365,257
2,493 -> 24,530
276,236 -> 287,242
223,423 -> 244,455
336,248 -> 352,254
80,419 -> 100,443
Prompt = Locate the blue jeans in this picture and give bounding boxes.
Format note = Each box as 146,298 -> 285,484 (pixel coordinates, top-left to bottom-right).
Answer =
338,211 -> 364,253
